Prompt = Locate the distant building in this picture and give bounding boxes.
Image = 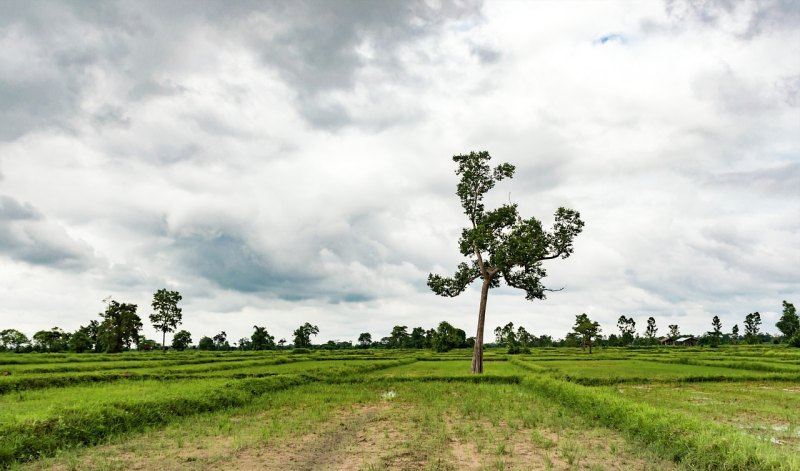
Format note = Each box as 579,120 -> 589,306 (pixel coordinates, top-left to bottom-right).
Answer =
660,335 -> 697,346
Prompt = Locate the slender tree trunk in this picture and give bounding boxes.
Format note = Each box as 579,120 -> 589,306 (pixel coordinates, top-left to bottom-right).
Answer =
162,331 -> 167,352
471,277 -> 492,374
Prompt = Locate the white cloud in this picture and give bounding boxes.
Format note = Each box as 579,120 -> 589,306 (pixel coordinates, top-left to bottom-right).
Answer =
0,1 -> 797,343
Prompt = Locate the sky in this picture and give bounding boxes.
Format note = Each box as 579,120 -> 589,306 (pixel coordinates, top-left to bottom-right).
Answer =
0,0 -> 798,345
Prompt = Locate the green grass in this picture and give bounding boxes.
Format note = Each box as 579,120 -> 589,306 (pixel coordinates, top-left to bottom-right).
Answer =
3,346 -> 800,469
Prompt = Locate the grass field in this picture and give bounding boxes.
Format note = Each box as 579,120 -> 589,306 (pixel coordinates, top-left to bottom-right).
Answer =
2,345 -> 800,470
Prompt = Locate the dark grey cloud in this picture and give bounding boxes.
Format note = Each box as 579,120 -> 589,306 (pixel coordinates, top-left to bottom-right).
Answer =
0,0 -> 485,141
0,195 -> 96,270
171,226 -> 381,303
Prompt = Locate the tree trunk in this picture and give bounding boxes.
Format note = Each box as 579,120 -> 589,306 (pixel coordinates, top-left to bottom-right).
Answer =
162,331 -> 167,352
471,277 -> 492,374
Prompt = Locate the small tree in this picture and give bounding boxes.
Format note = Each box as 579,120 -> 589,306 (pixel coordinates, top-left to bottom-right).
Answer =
0,329 -> 29,352
644,317 -> 658,344
293,323 -> 319,348
517,326 -> 533,351
494,322 -> 519,353
389,326 -> 410,349
731,324 -> 740,344
617,316 -> 636,346
172,330 -> 192,350
68,329 -> 93,353
744,312 -> 762,344
432,321 -> 466,352
668,324 -> 680,340
198,336 -> 214,350
357,332 -> 372,348
428,151 -> 584,373
573,313 -> 601,354
410,327 -> 428,348
213,331 -> 229,350
776,301 -> 798,340
149,289 -> 183,351
251,325 -> 275,350
708,315 -> 723,347
98,299 -> 142,353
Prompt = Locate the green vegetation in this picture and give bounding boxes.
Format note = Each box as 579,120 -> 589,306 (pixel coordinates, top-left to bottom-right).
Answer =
427,150 -> 584,373
3,345 -> 800,469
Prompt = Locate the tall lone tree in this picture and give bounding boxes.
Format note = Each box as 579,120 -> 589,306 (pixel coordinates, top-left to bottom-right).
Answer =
149,289 -> 183,351
428,151 -> 584,373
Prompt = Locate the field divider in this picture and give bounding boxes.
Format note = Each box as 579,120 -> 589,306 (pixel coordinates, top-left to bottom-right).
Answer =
521,374 -> 799,470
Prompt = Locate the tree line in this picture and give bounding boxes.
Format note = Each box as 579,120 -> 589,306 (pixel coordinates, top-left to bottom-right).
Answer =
2,295 -> 796,354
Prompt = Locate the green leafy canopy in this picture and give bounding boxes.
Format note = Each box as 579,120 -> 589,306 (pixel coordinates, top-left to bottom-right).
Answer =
427,151 -> 584,300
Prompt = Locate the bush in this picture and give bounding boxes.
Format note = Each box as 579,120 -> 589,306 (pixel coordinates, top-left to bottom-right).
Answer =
789,335 -> 800,348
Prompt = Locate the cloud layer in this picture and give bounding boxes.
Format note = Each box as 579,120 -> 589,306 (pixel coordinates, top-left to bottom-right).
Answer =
0,0 -> 798,343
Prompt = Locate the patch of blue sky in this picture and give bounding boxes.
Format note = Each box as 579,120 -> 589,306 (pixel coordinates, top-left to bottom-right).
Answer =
594,33 -> 627,45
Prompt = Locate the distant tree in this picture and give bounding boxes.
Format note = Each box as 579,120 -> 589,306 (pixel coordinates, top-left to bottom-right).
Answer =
536,334 -> 554,347
171,330 -> 192,351
250,325 -> 275,350
213,331 -> 229,350
708,315 -> 723,347
98,299 -> 142,353
428,151 -> 584,373
731,324 -> 740,344
32,327 -> 68,352
0,329 -> 29,352
68,329 -> 93,353
389,325 -> 410,349
573,313 -> 601,354
357,332 -> 372,348
432,321 -> 466,352
149,289 -> 183,351
409,327 -> 428,348
494,322 -> 519,353
744,312 -> 762,344
668,324 -> 680,339
137,337 -> 158,351
617,316 -> 636,346
517,326 -> 533,351
563,332 -> 581,348
644,317 -> 658,344
293,323 -> 319,349
198,336 -> 214,351
776,301 -> 799,340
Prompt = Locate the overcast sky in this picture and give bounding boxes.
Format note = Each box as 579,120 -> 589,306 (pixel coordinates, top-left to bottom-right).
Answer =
0,0 -> 798,345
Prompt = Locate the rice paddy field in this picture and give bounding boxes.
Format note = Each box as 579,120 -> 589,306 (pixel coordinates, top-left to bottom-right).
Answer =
2,345 -> 800,470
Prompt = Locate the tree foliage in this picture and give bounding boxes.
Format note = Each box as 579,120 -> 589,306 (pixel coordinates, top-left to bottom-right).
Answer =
776,301 -> 798,340
744,312 -> 762,344
251,325 -> 275,350
149,289 -> 182,350
171,330 -> 192,350
98,299 -> 142,353
197,336 -> 214,350
573,313 -> 601,354
293,323 -> 319,349
617,316 -> 636,345
0,329 -> 29,352
428,151 -> 584,373
644,317 -> 658,344
357,332 -> 372,348
431,321 -> 466,352
668,324 -> 680,339
708,315 -> 723,347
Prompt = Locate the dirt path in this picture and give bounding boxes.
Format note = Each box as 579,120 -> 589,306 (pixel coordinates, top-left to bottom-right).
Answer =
221,404 -> 390,470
